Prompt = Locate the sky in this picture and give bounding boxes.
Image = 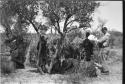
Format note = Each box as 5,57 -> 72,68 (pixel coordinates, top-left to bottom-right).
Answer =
91,1 -> 123,32
0,1 -> 123,33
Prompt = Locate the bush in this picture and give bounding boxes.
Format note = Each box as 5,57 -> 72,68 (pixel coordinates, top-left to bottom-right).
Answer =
108,49 -> 122,63
109,31 -> 123,48
72,37 -> 83,48
29,46 -> 38,67
59,60 -> 99,84
0,55 -> 15,75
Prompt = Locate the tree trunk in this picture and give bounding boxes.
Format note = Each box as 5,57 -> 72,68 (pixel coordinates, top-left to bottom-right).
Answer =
51,27 -> 52,34
48,35 -> 65,73
36,39 -> 44,74
55,29 -> 56,34
24,41 -> 31,68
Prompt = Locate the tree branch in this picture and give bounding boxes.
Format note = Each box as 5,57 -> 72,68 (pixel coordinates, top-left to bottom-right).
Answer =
49,8 -> 63,35
28,19 -> 41,37
17,12 -> 40,37
63,14 -> 73,33
0,14 -> 12,38
66,19 -> 78,27
54,24 -> 63,36
66,26 -> 83,33
56,21 -> 61,33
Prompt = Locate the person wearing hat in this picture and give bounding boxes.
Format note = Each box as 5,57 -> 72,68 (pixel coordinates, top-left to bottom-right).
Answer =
95,27 -> 110,74
85,27 -> 110,75
98,27 -> 110,48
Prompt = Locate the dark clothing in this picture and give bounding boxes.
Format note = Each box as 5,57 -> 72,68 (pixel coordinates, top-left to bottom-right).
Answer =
98,40 -> 107,48
37,38 -> 47,51
37,36 -> 47,67
82,38 -> 94,61
10,36 -> 26,69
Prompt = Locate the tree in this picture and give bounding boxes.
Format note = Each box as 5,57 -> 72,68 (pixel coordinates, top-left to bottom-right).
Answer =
0,0 -> 44,69
40,0 -> 100,73
0,0 -> 100,73
0,0 -> 40,36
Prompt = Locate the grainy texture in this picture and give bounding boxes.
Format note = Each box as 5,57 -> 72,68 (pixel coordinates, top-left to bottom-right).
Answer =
0,49 -> 122,84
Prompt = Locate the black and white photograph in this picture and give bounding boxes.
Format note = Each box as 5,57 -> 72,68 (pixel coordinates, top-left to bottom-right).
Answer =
0,0 -> 123,84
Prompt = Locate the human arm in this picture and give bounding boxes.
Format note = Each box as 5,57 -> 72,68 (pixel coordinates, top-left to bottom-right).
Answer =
98,33 -> 110,47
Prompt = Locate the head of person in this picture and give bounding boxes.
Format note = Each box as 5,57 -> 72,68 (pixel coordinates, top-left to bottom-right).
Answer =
39,35 -> 45,41
101,27 -> 108,34
85,28 -> 92,38
86,31 -> 90,38
86,28 -> 92,34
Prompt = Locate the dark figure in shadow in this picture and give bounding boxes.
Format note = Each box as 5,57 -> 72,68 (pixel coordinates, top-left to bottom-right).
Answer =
7,35 -> 27,69
37,36 -> 48,73
81,32 -> 94,61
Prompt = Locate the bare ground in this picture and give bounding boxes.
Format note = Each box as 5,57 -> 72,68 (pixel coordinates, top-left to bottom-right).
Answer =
0,48 -> 122,84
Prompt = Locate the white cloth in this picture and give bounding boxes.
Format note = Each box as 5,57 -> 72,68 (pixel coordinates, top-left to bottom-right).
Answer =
98,32 -> 110,47
88,35 -> 98,41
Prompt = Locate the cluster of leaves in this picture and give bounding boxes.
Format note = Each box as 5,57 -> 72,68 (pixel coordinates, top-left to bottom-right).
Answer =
0,0 -> 100,72
0,0 -> 39,69
40,0 -> 100,36
38,1 -> 100,65
0,0 -> 100,48
0,0 -> 38,35
1,1 -> 50,37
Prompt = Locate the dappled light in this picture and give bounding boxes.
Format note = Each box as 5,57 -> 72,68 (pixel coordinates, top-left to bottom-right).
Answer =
0,0 -> 122,84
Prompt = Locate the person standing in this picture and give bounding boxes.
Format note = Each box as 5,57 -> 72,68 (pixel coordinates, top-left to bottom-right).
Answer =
81,30 -> 94,61
84,27 -> 110,74
95,27 -> 110,74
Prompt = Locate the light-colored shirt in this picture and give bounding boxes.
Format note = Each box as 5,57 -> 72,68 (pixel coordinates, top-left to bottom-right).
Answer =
98,32 -> 110,47
88,34 -> 98,41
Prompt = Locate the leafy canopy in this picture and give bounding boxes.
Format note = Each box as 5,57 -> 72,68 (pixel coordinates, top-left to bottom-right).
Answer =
0,0 -> 42,37
40,0 -> 100,35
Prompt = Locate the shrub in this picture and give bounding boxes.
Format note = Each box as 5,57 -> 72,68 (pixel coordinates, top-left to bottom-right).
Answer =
67,29 -> 83,42
0,55 -> 15,75
108,49 -> 122,63
29,46 -> 38,67
72,37 -> 83,48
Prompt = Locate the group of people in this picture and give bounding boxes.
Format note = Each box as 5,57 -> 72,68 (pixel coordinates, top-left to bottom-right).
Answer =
82,27 -> 110,74
36,26 -> 111,74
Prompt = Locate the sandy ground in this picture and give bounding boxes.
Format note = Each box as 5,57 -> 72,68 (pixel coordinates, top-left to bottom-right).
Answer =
0,49 -> 122,84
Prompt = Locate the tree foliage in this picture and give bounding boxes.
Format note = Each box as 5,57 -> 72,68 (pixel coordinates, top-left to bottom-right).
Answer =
40,0 -> 100,36
0,0 -> 100,73
38,0 -> 100,73
0,0 -> 46,37
39,0 -> 100,57
0,0 -> 41,69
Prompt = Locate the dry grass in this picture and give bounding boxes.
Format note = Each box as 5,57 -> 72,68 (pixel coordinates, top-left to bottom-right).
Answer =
0,48 -> 122,84
57,48 -> 122,84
